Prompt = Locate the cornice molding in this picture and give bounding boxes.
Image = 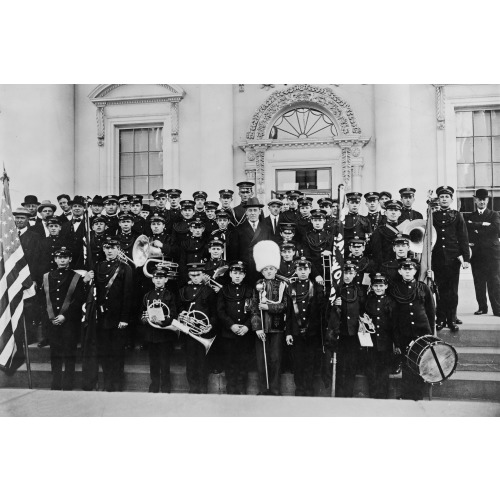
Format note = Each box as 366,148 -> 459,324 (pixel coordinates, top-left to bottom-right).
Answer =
88,84 -> 185,146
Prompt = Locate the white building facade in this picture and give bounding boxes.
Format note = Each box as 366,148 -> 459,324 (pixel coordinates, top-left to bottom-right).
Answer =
1,83 -> 499,214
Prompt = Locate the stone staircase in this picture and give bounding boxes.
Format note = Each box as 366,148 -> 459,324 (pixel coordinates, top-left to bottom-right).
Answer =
1,322 -> 499,401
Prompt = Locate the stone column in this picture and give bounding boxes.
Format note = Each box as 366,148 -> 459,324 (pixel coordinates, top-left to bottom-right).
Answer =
374,85 -> 412,191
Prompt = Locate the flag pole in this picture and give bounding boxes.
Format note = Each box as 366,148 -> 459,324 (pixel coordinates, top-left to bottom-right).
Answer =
22,316 -> 33,389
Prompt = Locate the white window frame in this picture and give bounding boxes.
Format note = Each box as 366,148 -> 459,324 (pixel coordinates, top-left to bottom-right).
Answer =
106,115 -> 170,196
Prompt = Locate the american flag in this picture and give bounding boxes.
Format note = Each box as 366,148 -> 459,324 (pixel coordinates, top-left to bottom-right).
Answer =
0,171 -> 36,371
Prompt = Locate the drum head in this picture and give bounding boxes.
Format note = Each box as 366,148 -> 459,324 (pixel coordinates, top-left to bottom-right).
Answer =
419,342 -> 457,383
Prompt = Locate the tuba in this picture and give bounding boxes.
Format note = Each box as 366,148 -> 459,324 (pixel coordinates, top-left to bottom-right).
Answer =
398,219 -> 436,254
132,235 -> 179,279
171,304 -> 215,354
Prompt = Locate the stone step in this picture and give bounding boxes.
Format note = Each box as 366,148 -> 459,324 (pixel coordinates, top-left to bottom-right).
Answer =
455,347 -> 500,372
438,326 -> 500,348
2,362 -> 499,402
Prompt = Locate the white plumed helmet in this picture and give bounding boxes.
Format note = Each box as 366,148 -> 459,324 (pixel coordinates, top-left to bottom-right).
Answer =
253,240 -> 281,272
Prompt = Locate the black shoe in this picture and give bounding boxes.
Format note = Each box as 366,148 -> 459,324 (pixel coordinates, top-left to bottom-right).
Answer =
149,382 -> 159,393
474,309 -> 488,315
455,318 -> 463,325
436,322 -> 446,331
448,323 -> 460,333
38,338 -> 49,348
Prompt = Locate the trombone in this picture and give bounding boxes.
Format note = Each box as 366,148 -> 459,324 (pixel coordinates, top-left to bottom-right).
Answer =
322,251 -> 332,288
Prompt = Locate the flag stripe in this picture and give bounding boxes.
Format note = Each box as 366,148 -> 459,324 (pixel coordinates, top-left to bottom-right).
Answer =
0,174 -> 33,371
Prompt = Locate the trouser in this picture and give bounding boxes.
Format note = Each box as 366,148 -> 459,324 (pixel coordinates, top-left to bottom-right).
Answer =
48,324 -> 79,390
97,327 -> 126,391
363,349 -> 392,399
292,335 -> 320,396
433,258 -> 461,325
401,362 -> 427,401
335,336 -> 360,398
148,340 -> 175,392
207,328 -> 223,373
471,255 -> 500,314
185,336 -> 208,393
255,332 -> 284,395
220,336 -> 251,394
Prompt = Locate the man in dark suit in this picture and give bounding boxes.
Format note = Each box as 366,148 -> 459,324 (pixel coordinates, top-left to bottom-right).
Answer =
14,206 -> 43,344
263,198 -> 282,242
227,197 -> 273,286
21,195 -> 40,226
62,195 -> 90,270
30,199 -> 57,238
465,188 -> 500,316
57,194 -> 72,223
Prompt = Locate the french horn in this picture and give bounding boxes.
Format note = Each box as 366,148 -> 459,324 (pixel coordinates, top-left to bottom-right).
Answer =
146,299 -> 172,330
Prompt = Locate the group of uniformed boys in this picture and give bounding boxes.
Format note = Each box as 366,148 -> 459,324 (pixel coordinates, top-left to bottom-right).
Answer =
12,181 -> 500,399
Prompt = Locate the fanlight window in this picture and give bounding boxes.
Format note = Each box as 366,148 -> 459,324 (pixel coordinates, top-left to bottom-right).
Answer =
269,108 -> 338,139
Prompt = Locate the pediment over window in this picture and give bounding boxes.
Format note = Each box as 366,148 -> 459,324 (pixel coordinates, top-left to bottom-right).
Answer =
88,84 -> 185,106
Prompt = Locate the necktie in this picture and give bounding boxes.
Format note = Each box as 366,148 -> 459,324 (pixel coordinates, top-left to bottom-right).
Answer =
272,217 -> 276,232
18,230 -> 21,237
252,222 -> 257,231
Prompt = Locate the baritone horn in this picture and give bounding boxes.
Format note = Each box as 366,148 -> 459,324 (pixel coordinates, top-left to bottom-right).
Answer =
132,234 -> 179,279
171,305 -> 215,354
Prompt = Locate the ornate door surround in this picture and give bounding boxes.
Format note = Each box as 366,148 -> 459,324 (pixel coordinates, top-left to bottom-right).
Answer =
239,84 -> 370,200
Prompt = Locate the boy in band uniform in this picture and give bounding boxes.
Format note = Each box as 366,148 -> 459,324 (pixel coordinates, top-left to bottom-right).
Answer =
363,273 -> 397,399
86,237 -> 133,392
346,236 -> 377,292
390,258 -> 435,400
343,192 -> 372,258
370,199 -> 403,267
286,256 -> 325,396
140,267 -> 177,393
250,241 -> 289,395
178,262 -> 217,394
42,247 -> 89,390
332,260 -> 366,397
398,187 -> 423,223
279,242 -> 297,281
217,261 -> 253,394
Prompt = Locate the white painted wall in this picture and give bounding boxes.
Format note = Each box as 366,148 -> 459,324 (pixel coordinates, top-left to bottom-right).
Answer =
0,84 -> 75,208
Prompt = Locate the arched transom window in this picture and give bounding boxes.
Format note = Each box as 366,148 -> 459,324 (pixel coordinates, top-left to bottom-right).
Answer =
269,107 -> 338,140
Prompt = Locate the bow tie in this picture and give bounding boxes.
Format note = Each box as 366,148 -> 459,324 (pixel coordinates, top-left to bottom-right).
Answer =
72,218 -> 82,224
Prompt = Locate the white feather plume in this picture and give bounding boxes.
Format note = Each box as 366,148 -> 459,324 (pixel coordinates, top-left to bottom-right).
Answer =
253,240 -> 281,272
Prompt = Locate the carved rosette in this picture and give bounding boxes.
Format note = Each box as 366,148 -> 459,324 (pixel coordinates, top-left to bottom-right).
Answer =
246,84 -> 362,140
435,85 -> 446,130
171,101 -> 180,142
96,106 -> 105,147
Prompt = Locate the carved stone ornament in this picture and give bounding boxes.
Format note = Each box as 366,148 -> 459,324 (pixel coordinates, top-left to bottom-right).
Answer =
435,84 -> 446,130
88,84 -> 185,146
247,151 -> 256,162
171,101 -> 180,142
351,146 -> 361,157
261,84 -> 275,91
246,84 -> 362,140
239,84 -> 245,93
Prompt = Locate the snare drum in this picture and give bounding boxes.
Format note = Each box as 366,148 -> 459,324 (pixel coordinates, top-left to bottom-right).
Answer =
406,335 -> 458,384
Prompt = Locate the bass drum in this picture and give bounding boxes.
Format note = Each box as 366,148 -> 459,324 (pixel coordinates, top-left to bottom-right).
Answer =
406,335 -> 458,384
